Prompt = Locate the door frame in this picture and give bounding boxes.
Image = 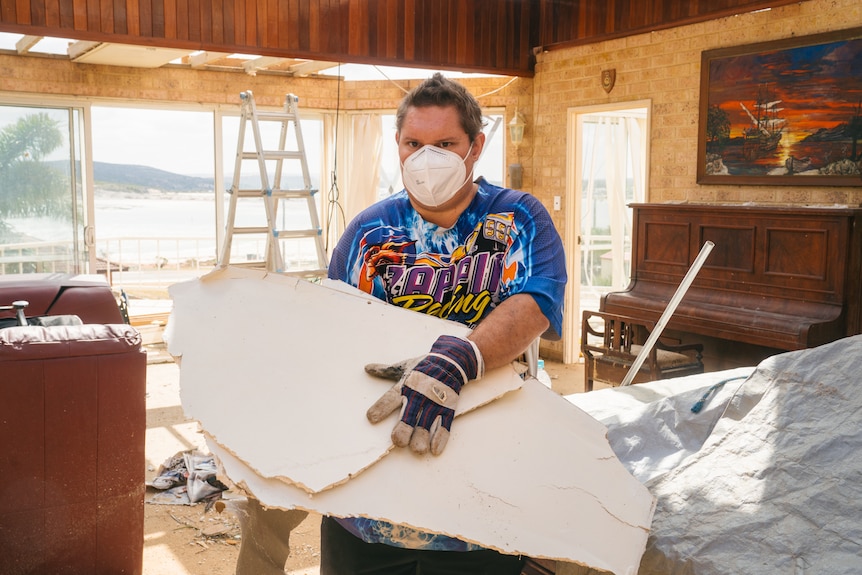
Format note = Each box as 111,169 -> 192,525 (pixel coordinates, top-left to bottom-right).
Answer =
562,99 -> 651,364
0,95 -> 95,274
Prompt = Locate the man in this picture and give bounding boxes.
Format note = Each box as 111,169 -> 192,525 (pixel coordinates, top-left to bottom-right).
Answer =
321,73 -> 567,574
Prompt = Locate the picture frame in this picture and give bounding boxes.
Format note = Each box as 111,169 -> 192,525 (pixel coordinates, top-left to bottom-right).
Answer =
697,27 -> 862,186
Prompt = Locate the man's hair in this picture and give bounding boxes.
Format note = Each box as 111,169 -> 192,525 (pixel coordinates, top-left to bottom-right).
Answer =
395,73 -> 486,141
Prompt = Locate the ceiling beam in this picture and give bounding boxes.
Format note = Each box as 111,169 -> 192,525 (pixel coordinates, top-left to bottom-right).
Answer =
242,56 -> 287,76
189,51 -> 231,68
15,35 -> 42,54
289,60 -> 340,77
67,40 -> 101,60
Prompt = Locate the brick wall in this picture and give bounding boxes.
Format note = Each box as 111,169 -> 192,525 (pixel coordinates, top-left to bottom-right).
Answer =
530,0 -> 862,361
531,0 -> 862,210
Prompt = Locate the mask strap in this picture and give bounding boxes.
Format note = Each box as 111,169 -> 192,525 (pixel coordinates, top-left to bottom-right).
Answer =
459,141 -> 476,187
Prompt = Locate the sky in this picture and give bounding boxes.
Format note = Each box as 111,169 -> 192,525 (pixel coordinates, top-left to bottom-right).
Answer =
91,107 -> 219,175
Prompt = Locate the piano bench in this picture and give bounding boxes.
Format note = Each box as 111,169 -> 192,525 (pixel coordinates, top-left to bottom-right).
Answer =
581,310 -> 704,392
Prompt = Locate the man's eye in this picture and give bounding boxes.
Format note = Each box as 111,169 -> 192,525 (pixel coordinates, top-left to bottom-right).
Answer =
406,141 -> 419,148
439,142 -> 453,148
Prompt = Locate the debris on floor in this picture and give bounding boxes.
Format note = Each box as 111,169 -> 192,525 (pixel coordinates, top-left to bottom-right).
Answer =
148,449 -> 229,509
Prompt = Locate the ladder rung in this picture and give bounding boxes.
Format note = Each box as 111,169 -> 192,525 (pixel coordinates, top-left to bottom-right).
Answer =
241,151 -> 305,160
271,188 -> 318,198
232,226 -> 271,235
255,112 -> 299,122
232,227 -> 322,238
234,189 -> 266,198
275,229 -> 321,239
233,188 -> 317,198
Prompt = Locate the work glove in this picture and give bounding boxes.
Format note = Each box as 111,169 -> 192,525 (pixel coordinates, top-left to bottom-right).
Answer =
366,335 -> 484,455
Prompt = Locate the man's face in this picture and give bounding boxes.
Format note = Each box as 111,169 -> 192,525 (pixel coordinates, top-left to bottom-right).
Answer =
396,105 -> 484,177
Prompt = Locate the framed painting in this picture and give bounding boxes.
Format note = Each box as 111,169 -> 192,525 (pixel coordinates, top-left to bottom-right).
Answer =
697,27 -> 862,186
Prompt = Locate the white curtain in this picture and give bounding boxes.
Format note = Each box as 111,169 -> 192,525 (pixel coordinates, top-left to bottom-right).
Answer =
321,114 -> 383,254
629,117 -> 647,208
615,116 -> 646,290
346,114 -> 383,222
583,113 -> 647,291
321,113 -> 383,252
605,117 -> 628,290
580,120 -> 600,288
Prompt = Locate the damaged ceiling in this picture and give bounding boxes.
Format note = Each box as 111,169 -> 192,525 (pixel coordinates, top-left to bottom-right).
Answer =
5,33 -> 343,77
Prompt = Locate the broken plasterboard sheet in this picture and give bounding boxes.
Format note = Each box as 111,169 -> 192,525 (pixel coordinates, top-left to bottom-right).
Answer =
164,266 -> 525,494
209,379 -> 656,575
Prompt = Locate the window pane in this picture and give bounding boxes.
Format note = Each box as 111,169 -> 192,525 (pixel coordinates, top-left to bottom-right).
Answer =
91,107 -> 216,290
477,113 -> 504,187
0,104 -> 83,276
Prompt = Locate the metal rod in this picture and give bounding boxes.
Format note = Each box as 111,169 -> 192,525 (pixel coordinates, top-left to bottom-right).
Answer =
620,241 -> 715,387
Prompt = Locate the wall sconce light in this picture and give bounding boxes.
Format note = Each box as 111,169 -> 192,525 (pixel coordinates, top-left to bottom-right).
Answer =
508,109 -> 526,148
508,109 -> 526,189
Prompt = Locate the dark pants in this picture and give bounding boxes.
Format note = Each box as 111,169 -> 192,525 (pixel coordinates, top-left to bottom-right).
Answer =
320,516 -> 526,575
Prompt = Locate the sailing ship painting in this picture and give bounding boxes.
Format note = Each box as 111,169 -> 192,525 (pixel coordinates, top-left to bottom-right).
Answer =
698,30 -> 862,185
740,84 -> 785,160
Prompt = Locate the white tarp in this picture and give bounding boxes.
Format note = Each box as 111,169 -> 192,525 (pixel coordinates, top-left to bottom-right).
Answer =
569,336 -> 862,574
164,266 -> 656,575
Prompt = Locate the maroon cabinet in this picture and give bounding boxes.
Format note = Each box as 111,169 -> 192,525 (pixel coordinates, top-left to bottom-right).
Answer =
0,323 -> 146,574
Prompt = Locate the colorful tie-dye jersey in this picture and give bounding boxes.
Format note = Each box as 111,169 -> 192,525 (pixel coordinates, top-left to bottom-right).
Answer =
329,177 -> 566,338
327,178 -> 566,551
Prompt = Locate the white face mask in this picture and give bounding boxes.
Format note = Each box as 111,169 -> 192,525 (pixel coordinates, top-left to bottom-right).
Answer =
401,143 -> 474,208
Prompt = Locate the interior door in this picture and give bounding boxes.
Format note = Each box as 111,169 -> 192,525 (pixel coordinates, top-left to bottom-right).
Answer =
562,101 -> 649,363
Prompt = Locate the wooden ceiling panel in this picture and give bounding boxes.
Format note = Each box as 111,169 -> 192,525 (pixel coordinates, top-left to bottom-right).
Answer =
0,0 -> 805,76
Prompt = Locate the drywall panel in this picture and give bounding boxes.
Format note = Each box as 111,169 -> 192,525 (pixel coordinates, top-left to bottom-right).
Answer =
209,379 -> 655,574
165,267 -> 525,494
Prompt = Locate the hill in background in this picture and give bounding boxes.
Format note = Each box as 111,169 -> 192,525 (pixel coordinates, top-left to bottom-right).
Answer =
93,162 -> 214,193
48,160 -> 313,193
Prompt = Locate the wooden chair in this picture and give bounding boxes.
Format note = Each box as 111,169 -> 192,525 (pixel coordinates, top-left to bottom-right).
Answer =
581,310 -> 704,392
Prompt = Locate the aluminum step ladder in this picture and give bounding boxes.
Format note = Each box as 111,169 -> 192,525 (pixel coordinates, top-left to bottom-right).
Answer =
218,90 -> 328,277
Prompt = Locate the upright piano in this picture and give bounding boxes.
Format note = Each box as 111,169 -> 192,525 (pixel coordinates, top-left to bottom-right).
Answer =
600,203 -> 862,369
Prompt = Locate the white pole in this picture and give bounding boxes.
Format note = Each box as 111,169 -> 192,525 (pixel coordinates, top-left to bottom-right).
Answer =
620,241 -> 715,387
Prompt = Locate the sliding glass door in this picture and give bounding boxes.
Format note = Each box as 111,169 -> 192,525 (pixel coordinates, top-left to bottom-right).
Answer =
0,103 -> 88,276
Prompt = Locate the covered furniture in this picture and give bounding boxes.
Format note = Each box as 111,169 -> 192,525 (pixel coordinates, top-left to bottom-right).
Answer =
565,336 -> 862,575
0,276 -> 145,574
0,274 -> 126,328
581,310 -> 704,392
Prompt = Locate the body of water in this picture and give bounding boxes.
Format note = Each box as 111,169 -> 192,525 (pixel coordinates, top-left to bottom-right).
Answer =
5,194 -> 322,268
10,194 -> 316,242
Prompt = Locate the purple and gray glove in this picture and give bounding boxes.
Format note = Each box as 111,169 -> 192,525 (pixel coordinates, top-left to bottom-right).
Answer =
365,335 -> 484,455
